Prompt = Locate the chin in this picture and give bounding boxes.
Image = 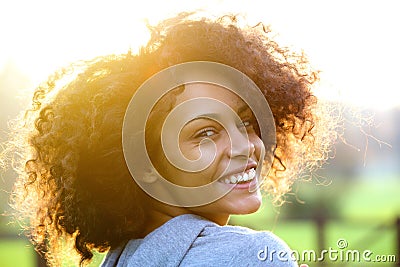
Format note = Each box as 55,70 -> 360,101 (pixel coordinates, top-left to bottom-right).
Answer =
236,203 -> 262,215
228,194 -> 262,215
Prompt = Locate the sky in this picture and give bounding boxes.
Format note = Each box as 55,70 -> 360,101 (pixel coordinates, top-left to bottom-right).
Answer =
1,0 -> 399,110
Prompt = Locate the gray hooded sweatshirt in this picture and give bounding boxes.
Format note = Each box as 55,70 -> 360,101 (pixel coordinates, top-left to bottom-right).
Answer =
101,214 -> 298,266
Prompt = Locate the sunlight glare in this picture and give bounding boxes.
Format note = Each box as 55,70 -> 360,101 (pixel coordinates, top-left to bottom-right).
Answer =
1,0 -> 399,110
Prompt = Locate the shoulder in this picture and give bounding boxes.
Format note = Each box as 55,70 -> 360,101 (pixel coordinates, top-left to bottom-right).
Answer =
182,224 -> 298,266
201,224 -> 289,248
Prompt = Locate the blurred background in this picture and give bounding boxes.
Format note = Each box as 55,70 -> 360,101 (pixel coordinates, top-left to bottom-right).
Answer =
0,0 -> 399,266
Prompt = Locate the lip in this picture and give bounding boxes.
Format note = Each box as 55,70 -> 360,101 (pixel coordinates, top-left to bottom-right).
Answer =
217,174 -> 258,190
222,160 -> 258,178
232,179 -> 256,189
216,160 -> 258,186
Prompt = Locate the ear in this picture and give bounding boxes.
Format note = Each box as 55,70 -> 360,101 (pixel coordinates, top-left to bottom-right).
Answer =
141,169 -> 158,183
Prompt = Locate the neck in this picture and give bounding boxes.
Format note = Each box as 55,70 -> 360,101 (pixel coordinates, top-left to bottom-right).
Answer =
188,209 -> 230,226
141,197 -> 230,237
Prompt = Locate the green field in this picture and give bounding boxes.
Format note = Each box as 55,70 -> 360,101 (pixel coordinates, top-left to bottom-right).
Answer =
1,178 -> 398,266
230,177 -> 399,266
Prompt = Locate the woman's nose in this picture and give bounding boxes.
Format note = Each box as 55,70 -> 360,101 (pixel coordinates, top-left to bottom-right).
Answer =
227,127 -> 256,158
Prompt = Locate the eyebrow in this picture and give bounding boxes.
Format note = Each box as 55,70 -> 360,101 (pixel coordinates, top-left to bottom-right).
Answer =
187,113 -> 223,123
187,106 -> 250,124
187,104 -> 250,121
237,104 -> 251,115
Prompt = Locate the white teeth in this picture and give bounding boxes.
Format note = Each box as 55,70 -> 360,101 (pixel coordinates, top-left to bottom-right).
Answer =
220,168 -> 256,184
242,173 -> 249,181
248,169 -> 256,179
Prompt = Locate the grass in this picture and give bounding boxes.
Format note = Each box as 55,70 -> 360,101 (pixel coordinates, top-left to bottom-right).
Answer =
0,239 -> 35,267
0,178 -> 398,266
229,177 -> 400,266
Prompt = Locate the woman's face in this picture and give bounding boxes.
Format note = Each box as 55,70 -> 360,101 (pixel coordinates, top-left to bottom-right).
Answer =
147,83 -> 265,216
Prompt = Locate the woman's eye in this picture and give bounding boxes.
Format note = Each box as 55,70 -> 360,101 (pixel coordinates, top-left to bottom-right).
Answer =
238,119 -> 259,135
196,128 -> 216,138
239,120 -> 251,128
242,121 -> 251,127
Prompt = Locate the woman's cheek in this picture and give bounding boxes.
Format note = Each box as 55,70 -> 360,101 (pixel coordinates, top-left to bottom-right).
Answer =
197,140 -> 218,164
251,135 -> 265,161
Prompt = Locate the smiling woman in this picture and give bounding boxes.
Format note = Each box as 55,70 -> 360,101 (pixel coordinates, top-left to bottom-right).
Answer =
1,12 -> 339,267
143,83 -> 265,224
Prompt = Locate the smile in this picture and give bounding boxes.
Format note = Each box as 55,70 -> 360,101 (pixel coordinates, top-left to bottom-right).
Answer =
219,168 -> 256,184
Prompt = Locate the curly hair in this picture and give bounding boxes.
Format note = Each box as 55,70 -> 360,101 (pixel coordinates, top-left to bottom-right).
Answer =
1,13 -> 339,266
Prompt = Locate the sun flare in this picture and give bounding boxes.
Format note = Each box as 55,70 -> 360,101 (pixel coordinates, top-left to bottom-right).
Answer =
1,0 -> 399,110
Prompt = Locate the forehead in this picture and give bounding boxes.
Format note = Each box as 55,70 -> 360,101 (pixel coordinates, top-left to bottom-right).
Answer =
174,83 -> 247,110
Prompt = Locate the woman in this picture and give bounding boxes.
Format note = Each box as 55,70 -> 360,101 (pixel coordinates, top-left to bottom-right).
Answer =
2,13 -> 338,266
